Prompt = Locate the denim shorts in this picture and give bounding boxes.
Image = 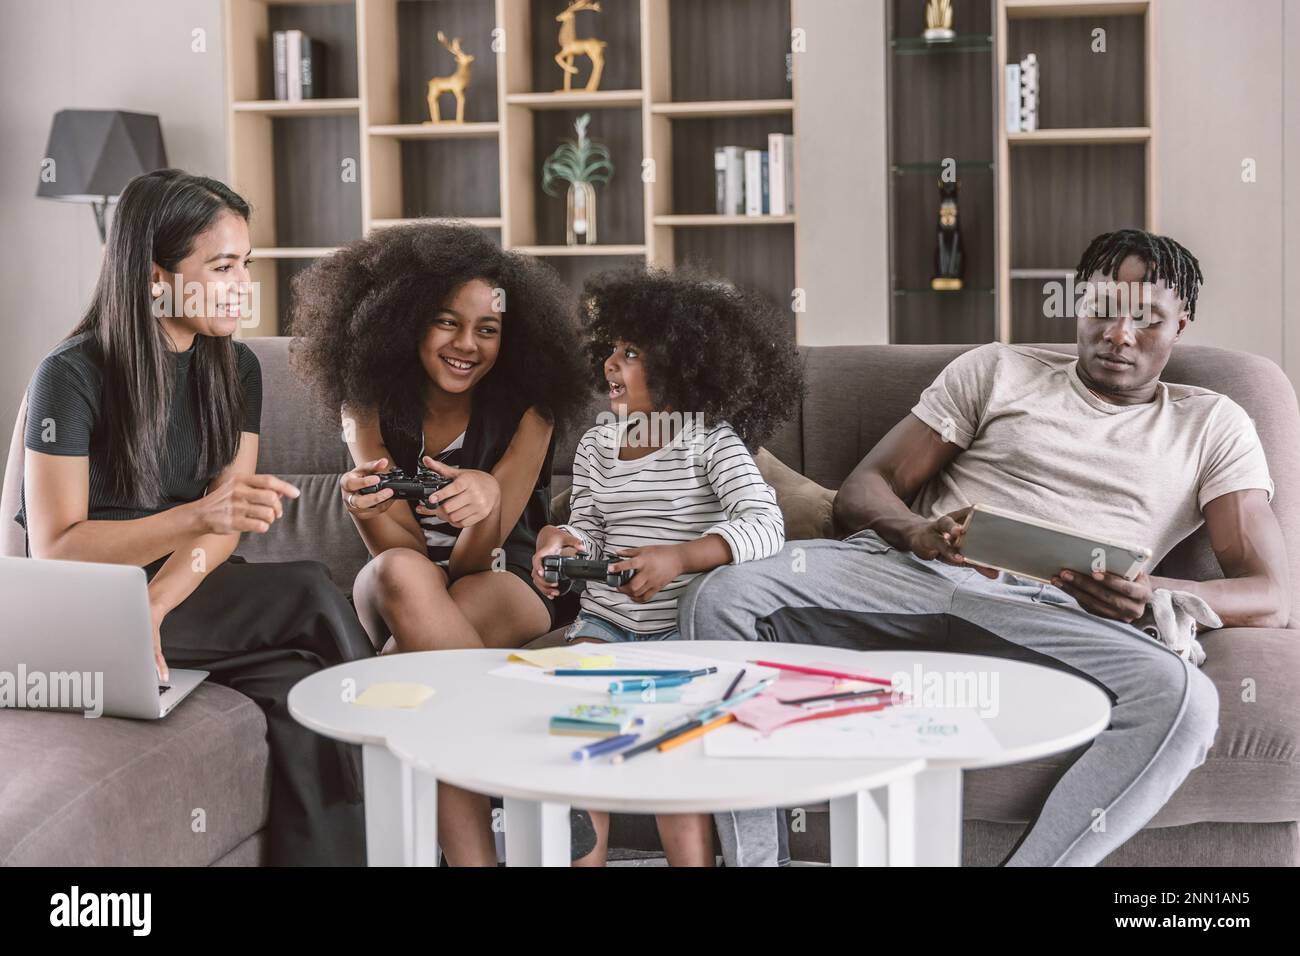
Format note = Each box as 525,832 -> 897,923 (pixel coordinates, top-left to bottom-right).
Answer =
564,611 -> 680,643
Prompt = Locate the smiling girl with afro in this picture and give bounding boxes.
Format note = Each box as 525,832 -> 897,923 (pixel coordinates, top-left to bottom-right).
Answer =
529,265 -> 804,866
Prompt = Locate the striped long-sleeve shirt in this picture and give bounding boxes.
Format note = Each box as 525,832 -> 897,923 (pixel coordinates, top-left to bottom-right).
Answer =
559,418 -> 784,632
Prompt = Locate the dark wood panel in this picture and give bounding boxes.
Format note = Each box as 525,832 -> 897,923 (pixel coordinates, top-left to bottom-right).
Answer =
673,226 -> 795,334
892,167 -> 994,290
541,253 -> 647,294
669,115 -> 793,215
398,0 -> 500,124
532,108 -> 643,245
1010,276 -> 1078,344
1007,15 -> 1145,130
1009,143 -> 1145,268
892,0 -> 991,37
401,139 -> 501,218
890,48 -> 994,162
531,0 -> 642,93
669,0 -> 792,102
267,2 -> 358,100
271,116 -> 363,246
890,291 -> 996,344
275,257 -> 320,335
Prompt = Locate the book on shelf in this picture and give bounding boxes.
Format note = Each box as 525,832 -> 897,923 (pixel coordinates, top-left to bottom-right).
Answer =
715,146 -> 746,215
744,149 -> 768,217
278,30 -> 324,101
1005,64 -> 1021,133
273,31 -> 288,101
768,133 -> 795,214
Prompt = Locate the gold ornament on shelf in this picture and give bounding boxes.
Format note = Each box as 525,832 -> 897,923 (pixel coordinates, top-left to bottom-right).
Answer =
426,31 -> 474,124
923,0 -> 956,43
554,0 -> 606,93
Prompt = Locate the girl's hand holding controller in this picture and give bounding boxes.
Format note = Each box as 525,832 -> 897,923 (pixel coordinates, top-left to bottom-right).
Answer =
611,545 -> 684,604
414,457 -> 500,528
340,457 -> 397,520
531,526 -> 585,598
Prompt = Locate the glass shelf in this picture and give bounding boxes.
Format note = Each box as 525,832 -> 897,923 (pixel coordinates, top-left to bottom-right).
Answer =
890,34 -> 994,55
892,160 -> 995,175
893,287 -> 995,296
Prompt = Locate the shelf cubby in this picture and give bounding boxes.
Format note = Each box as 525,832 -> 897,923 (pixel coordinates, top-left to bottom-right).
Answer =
226,0 -> 801,335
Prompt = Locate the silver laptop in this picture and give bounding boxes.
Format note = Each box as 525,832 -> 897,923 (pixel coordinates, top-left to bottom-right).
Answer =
0,557 -> 207,719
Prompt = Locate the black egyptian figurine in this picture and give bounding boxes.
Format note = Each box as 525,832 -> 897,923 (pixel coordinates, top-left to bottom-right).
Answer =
931,177 -> 965,291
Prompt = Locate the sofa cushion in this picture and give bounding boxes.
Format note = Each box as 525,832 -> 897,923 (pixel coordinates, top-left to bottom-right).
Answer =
962,626 -> 1300,827
0,683 -> 270,866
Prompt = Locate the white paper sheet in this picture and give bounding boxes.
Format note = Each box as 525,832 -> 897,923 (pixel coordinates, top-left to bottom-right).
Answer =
703,706 -> 1003,759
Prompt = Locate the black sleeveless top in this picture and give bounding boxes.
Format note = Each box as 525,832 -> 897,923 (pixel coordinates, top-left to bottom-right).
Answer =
379,400 -> 555,571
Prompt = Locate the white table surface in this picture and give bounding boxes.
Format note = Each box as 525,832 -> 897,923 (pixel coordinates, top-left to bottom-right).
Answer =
289,642 -> 1110,866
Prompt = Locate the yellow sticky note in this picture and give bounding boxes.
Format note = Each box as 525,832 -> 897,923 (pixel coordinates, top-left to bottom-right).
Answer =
578,655 -> 616,669
508,647 -> 588,669
354,682 -> 436,710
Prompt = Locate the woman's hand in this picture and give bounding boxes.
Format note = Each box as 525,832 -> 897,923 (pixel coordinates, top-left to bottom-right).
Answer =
190,473 -> 300,535
611,545 -> 686,604
415,458 -> 500,528
340,457 -> 397,520
531,525 -> 586,598
149,599 -> 170,684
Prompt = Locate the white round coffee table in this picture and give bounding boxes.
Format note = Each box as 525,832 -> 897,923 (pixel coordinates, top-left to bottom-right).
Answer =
289,644 -> 925,866
289,642 -> 1109,867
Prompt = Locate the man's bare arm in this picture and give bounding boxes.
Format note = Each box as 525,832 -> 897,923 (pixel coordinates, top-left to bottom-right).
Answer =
1152,489 -> 1290,628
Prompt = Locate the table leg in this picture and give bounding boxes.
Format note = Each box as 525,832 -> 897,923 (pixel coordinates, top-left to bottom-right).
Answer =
502,797 -> 571,866
407,769 -> 440,867
914,766 -> 963,866
829,776 -> 917,867
362,744 -> 407,867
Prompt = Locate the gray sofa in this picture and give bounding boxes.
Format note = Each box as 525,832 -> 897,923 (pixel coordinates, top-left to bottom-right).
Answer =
3,336 -> 1298,866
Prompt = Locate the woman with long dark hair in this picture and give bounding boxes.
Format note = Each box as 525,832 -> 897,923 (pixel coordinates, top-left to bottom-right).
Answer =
17,168 -> 373,866
291,222 -> 589,865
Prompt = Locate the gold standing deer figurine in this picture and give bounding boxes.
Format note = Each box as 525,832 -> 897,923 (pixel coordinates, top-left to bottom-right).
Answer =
426,31 -> 474,124
555,0 -> 606,93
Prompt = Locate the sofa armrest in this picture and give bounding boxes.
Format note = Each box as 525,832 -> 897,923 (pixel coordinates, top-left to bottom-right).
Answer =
1,393 -> 27,558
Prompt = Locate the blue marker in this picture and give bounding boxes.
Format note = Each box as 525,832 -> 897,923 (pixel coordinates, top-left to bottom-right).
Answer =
572,733 -> 641,761
608,667 -> 717,695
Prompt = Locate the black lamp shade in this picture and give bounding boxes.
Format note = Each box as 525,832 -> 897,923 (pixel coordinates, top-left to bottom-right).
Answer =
36,109 -> 168,203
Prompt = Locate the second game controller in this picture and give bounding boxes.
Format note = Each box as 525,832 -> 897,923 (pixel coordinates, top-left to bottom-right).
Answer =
541,554 -> 634,591
356,465 -> 453,502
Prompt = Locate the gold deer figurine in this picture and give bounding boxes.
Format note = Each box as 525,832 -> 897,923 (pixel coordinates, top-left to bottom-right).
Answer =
555,0 -> 606,93
426,31 -> 473,124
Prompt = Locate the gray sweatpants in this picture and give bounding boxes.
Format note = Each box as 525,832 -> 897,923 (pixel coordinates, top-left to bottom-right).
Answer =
680,530 -> 1220,867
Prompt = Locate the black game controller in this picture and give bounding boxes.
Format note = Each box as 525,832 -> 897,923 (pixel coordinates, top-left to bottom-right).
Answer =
356,465 -> 453,502
541,554 -> 634,592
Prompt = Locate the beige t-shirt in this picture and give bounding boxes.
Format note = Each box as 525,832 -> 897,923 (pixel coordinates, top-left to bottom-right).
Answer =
910,344 -> 1274,566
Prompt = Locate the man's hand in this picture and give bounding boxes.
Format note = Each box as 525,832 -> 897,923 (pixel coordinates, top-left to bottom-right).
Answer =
531,526 -> 585,599
1053,568 -> 1154,623
611,545 -> 685,604
901,507 -> 998,579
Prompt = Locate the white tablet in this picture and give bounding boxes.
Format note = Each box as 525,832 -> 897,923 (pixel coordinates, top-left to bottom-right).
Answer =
958,504 -> 1153,584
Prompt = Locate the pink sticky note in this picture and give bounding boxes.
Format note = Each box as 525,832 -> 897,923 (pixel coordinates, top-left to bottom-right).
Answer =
731,695 -> 812,736
768,672 -> 837,703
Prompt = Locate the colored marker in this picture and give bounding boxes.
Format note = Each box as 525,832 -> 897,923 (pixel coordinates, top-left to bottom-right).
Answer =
572,733 -> 641,761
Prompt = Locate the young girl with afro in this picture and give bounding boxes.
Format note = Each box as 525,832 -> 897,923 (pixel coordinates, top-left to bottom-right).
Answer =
531,266 -> 804,866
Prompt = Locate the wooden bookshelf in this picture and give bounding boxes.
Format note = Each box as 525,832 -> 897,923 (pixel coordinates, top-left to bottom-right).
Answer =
997,0 -> 1157,343
886,0 -> 1157,346
223,0 -> 800,336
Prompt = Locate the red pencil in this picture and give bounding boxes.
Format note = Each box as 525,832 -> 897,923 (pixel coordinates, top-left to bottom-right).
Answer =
786,699 -> 898,727
749,659 -> 892,687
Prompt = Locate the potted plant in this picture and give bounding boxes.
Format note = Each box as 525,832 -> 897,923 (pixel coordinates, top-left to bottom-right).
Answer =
541,113 -> 613,245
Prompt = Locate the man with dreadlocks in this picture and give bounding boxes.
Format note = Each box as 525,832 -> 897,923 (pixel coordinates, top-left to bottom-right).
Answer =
680,228 -> 1287,866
